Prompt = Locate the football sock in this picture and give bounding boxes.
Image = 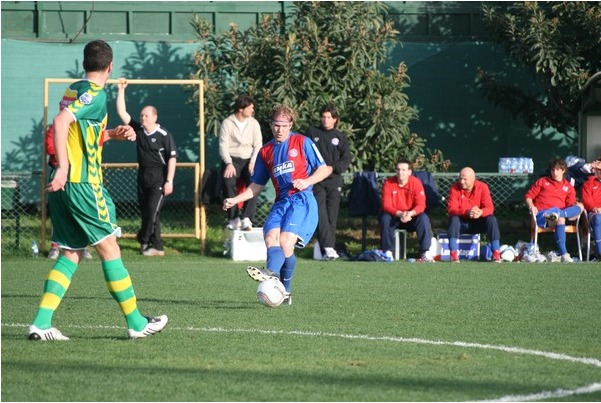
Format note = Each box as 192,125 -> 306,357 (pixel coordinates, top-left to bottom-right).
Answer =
32,256 -> 78,330
491,240 -> 500,251
266,246 -> 285,276
449,238 -> 458,252
554,224 -> 567,255
280,254 -> 296,292
102,258 -> 148,331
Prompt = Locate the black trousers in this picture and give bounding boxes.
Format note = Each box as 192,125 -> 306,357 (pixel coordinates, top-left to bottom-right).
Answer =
137,168 -> 165,250
313,176 -> 343,250
222,156 -> 257,221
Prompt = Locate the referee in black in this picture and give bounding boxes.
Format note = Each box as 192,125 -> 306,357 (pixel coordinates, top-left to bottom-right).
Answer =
117,78 -> 178,256
306,104 -> 353,260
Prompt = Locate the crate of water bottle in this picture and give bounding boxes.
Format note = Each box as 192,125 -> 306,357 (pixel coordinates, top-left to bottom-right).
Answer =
498,157 -> 533,174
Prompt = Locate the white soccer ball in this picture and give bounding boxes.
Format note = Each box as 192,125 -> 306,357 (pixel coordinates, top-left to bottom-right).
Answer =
256,278 -> 286,308
499,245 -> 516,262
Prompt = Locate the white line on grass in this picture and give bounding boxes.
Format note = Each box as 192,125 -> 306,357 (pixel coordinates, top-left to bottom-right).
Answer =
6,323 -> 601,401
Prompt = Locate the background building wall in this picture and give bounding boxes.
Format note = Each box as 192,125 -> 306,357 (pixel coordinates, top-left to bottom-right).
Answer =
1,1 -> 576,177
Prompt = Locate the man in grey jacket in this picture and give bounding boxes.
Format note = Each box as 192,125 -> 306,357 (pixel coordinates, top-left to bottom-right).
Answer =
219,95 -> 263,230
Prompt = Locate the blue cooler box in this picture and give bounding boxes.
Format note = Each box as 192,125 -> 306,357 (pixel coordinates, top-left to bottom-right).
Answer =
435,233 -> 480,261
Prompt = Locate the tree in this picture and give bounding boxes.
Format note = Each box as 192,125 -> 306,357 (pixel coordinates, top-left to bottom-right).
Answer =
191,1 -> 449,172
478,2 -> 601,139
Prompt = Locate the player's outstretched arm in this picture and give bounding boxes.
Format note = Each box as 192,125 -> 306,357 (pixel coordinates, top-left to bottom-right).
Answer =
104,125 -> 136,142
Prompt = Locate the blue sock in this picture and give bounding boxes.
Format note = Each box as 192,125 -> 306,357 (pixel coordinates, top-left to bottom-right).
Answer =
266,246 -> 285,277
280,254 -> 296,293
491,240 -> 500,251
449,238 -> 458,251
555,224 -> 567,255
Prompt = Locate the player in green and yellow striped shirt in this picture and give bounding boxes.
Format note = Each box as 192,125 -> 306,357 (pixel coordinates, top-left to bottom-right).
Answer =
29,40 -> 168,341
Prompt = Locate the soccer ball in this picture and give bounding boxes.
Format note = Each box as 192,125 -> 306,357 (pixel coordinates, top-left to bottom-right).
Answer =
256,278 -> 286,308
499,244 -> 516,262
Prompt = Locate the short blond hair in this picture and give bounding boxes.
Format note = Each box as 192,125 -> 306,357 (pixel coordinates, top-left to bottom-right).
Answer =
270,104 -> 297,123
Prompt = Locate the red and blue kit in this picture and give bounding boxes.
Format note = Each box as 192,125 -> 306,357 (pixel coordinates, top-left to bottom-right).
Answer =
447,180 -> 495,218
582,176 -> 601,212
253,133 -> 325,201
381,175 -> 426,216
525,176 -> 576,210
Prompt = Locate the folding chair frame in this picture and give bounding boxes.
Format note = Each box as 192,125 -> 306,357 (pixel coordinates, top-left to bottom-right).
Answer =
530,210 -> 582,261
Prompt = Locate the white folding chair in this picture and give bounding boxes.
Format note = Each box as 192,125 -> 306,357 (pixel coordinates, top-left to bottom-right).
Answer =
530,210 -> 582,261
584,212 -> 599,262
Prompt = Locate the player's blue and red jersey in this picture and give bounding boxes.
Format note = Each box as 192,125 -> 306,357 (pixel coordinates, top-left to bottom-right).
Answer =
252,133 -> 325,201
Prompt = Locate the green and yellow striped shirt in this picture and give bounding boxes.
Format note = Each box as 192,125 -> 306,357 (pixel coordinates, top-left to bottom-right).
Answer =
60,80 -> 108,184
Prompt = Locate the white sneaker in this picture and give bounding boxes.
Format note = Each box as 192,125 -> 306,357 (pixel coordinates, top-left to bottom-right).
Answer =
142,248 -> 165,257
127,315 -> 168,339
561,253 -> 573,263
384,250 -> 394,262
546,251 -> 561,263
28,325 -> 69,341
227,217 -> 241,230
241,217 -> 253,231
416,251 -> 435,263
283,293 -> 292,305
324,247 -> 340,260
544,212 -> 560,227
48,247 -> 60,260
83,249 -> 93,259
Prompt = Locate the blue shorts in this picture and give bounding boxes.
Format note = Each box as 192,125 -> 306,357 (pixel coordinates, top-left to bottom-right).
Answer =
263,191 -> 318,248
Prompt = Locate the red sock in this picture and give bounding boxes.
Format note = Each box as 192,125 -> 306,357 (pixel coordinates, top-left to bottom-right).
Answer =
493,250 -> 501,261
450,250 -> 459,261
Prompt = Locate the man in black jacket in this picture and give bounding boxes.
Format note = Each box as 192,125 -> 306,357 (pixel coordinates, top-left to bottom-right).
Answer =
306,105 -> 353,260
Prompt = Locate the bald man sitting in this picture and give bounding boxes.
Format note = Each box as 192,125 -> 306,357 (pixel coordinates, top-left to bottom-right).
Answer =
446,167 -> 502,263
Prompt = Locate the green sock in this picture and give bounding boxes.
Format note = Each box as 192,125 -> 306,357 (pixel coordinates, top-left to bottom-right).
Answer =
32,256 -> 78,330
102,258 -> 148,331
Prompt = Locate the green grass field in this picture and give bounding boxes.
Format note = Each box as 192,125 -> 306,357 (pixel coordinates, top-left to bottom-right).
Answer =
2,250 -> 601,402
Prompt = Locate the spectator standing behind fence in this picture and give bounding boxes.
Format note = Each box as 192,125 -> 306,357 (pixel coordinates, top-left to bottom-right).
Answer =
525,158 -> 584,263
447,167 -> 502,263
380,158 -> 434,263
219,95 -> 263,231
581,156 -> 601,260
306,104 -> 352,260
222,104 -> 332,305
116,78 -> 177,257
29,39 -> 167,341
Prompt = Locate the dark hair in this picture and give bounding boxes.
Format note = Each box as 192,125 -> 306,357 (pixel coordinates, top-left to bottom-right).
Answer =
548,158 -> 567,172
320,104 -> 339,128
396,158 -> 413,171
82,40 -> 113,72
234,95 -> 255,112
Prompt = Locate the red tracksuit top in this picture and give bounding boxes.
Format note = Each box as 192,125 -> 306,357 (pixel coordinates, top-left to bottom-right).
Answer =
524,176 -> 576,210
582,176 -> 601,212
447,180 -> 495,219
381,175 -> 426,216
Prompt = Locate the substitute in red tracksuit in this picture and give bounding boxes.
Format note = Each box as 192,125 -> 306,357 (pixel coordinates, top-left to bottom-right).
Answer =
380,158 -> 433,262
447,167 -> 501,262
525,158 -> 583,262
581,159 -> 601,258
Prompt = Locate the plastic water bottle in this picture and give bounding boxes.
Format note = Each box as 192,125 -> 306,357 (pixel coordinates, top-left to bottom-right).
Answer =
31,240 -> 39,258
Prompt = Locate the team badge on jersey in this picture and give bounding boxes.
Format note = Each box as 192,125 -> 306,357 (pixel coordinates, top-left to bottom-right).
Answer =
79,93 -> 93,105
331,138 -> 340,146
289,148 -> 299,158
